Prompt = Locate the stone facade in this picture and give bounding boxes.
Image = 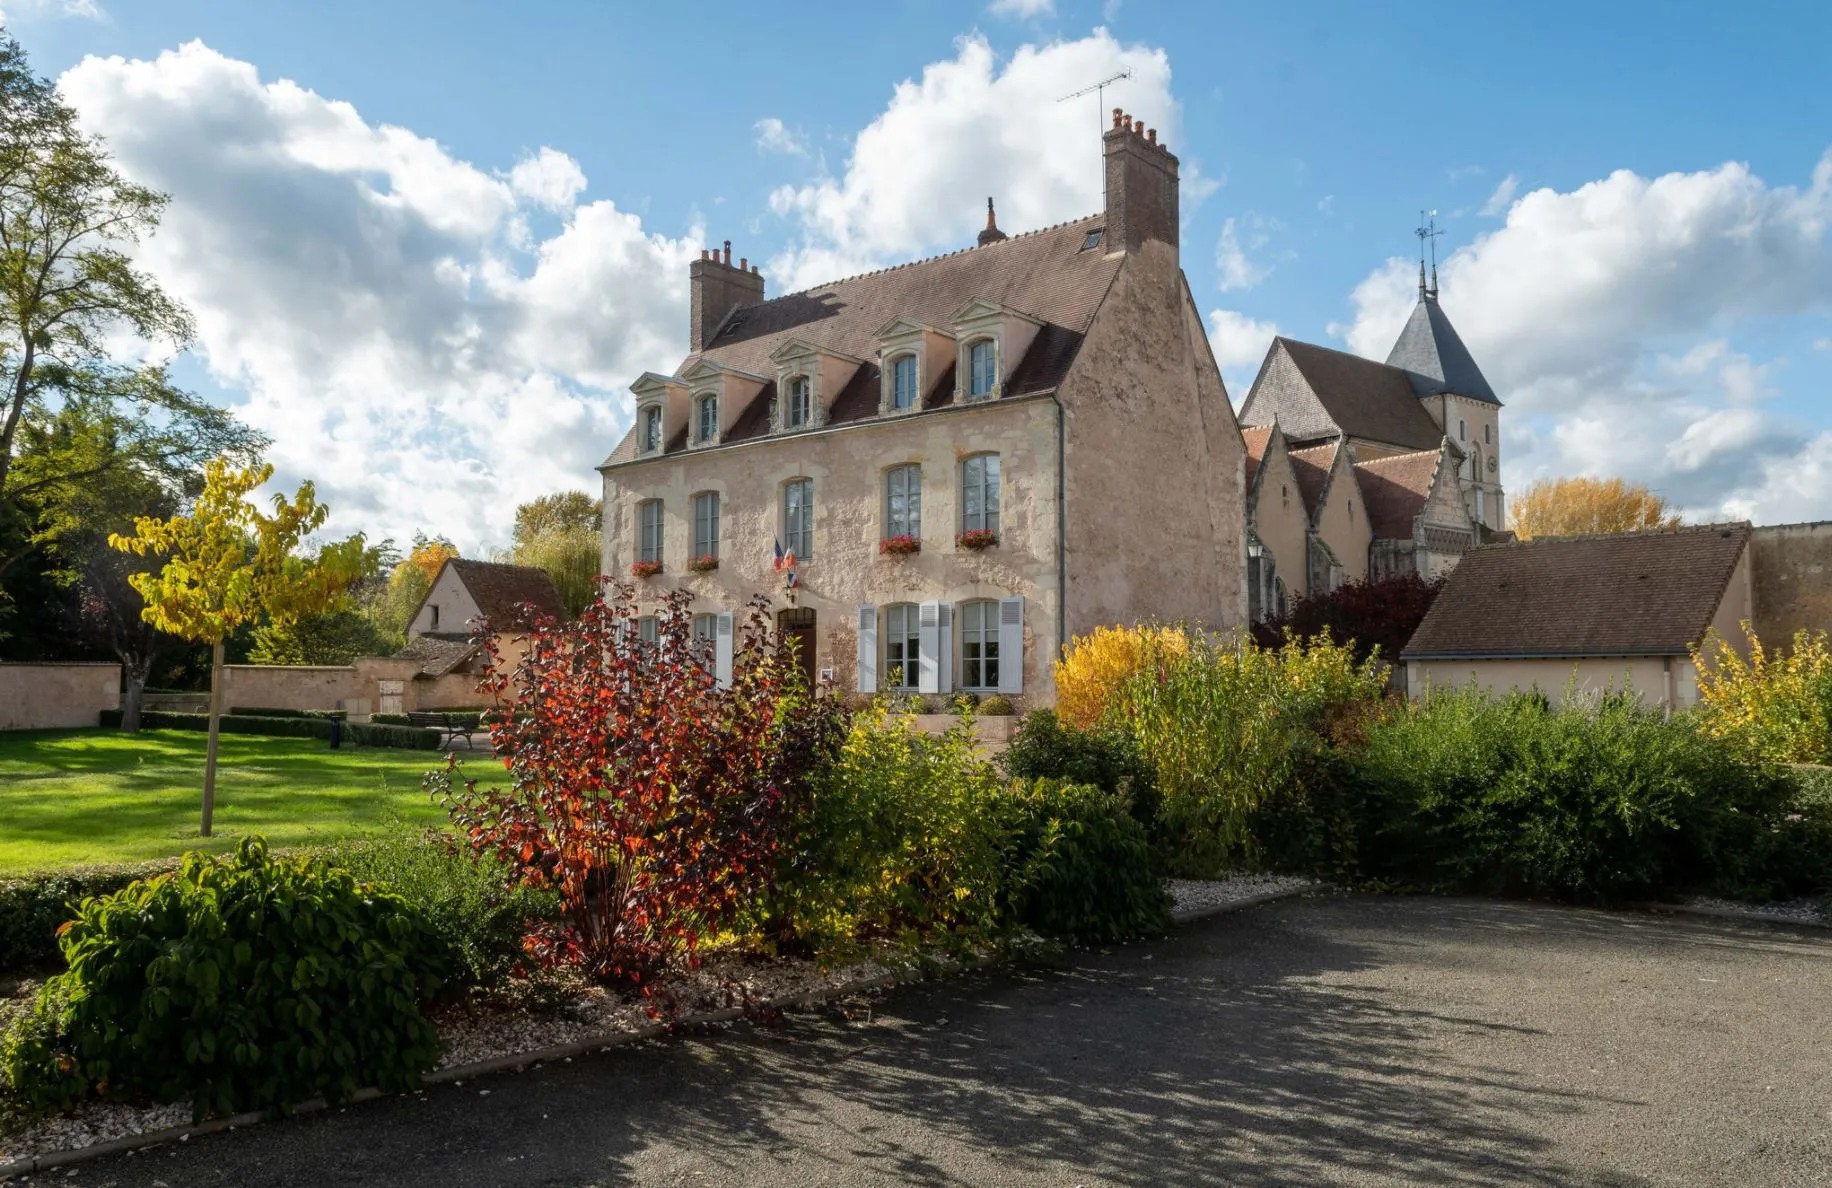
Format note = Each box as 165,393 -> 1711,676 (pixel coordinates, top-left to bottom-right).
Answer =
0,662 -> 120,730
599,115 -> 1246,703
1750,520 -> 1832,644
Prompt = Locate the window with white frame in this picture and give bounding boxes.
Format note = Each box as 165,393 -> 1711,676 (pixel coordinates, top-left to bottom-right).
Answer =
961,453 -> 1000,536
692,491 -> 720,560
783,478 -> 813,560
638,499 -> 663,565
642,405 -> 663,453
786,376 -> 811,428
693,613 -> 718,642
891,354 -> 918,410
696,394 -> 718,443
967,340 -> 996,398
960,600 -> 1000,691
884,464 -> 921,539
637,615 -> 659,644
883,603 -> 920,691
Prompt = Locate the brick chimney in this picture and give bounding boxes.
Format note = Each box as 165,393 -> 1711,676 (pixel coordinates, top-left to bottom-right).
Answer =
1103,109 -> 1179,255
690,240 -> 765,352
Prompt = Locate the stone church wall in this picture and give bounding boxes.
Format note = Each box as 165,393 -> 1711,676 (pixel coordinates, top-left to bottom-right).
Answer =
1750,521 -> 1832,643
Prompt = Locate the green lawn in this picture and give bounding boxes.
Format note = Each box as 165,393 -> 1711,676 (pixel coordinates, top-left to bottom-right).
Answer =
0,729 -> 456,874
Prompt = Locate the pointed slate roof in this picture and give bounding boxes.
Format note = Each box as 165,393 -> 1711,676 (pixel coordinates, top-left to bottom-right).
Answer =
1386,296 -> 1500,405
1239,338 -> 1447,453
1402,524 -> 1751,659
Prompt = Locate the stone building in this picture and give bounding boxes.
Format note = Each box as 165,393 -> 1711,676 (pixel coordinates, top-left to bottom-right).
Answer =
597,111 -> 1247,701
1236,279 -> 1500,617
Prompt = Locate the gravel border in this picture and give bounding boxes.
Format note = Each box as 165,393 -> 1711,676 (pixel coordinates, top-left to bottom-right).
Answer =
0,874 -> 1313,1180
1649,895 -> 1829,929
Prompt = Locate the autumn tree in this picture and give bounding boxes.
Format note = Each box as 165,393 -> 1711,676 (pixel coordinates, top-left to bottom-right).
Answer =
112,459 -> 366,836
512,490 -> 601,546
0,34 -> 259,585
1507,476 -> 1682,541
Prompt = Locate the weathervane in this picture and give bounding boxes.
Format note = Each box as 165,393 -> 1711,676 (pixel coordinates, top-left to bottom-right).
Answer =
1415,210 -> 1442,300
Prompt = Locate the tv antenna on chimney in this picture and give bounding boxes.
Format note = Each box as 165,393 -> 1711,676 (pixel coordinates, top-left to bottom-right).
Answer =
1058,69 -> 1131,130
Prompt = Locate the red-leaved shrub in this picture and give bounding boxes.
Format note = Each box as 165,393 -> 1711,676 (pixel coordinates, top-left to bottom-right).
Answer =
428,585 -> 847,988
1250,573 -> 1444,666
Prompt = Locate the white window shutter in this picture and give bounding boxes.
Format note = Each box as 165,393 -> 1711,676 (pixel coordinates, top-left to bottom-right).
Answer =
937,602 -> 954,694
714,611 -> 734,690
997,597 -> 1024,694
855,605 -> 877,694
918,600 -> 942,694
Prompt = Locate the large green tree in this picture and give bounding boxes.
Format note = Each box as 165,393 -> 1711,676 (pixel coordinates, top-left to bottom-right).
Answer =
0,33 -> 258,587
510,491 -> 600,618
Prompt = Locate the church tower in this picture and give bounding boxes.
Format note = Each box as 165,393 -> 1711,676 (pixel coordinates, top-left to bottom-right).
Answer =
1385,231 -> 1504,530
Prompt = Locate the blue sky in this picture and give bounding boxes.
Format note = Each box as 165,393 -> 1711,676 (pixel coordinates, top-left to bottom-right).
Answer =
9,0 -> 1830,549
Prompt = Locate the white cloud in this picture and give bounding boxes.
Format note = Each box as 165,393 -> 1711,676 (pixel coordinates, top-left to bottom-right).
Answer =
1,0 -> 102,21
1479,173 -> 1518,217
988,0 -> 1055,16
1813,336 -> 1830,350
61,41 -> 700,553
752,117 -> 809,158
764,30 -> 1191,291
1337,152 -> 1832,523
1206,309 -> 1278,401
1215,216 -> 1270,291
1315,194 -> 1335,215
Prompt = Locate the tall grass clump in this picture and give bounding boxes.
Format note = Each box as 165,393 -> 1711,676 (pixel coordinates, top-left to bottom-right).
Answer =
1114,628 -> 1386,875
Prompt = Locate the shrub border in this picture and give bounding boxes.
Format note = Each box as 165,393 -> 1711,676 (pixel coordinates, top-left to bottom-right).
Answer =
0,882 -> 1320,1177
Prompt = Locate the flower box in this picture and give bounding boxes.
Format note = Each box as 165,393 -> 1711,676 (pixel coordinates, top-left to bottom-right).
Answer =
629,560 -> 663,578
687,554 -> 720,573
956,530 -> 999,551
879,535 -> 922,557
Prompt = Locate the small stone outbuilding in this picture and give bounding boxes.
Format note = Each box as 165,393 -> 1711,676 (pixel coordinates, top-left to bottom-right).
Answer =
1401,523 -> 1753,709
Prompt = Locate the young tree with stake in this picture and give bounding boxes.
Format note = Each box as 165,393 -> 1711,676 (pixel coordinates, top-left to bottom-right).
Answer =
111,458 -> 366,836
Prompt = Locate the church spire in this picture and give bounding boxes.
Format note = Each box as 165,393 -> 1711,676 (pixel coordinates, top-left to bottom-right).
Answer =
977,197 -> 1008,246
1414,210 -> 1442,303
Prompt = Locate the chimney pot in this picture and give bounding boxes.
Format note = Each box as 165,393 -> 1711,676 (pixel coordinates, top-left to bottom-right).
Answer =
1112,107 -> 1123,129
739,257 -> 747,271
722,241 -> 732,266
1147,128 -> 1157,144
751,264 -> 759,274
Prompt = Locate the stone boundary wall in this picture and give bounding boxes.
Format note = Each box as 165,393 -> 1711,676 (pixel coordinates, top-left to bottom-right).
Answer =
218,665 -> 369,714
1751,521 -> 1831,644
0,662 -> 120,730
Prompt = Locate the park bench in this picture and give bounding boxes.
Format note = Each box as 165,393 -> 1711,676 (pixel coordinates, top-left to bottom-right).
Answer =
405,711 -> 481,747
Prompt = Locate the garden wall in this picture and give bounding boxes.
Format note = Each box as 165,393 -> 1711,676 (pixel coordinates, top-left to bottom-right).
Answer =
219,664 -> 370,714
1407,655 -> 1701,709
1751,520 -> 1832,643
0,662 -> 121,729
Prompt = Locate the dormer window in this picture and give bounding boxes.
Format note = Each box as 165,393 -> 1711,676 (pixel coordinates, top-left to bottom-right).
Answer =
1081,229 -> 1104,251
642,405 -> 663,453
786,377 -> 811,428
892,355 -> 918,411
968,340 -> 997,399
696,394 -> 718,444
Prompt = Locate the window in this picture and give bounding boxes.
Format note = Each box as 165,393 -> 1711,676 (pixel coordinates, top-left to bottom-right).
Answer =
638,499 -> 663,565
783,478 -> 814,560
1081,229 -> 1104,251
786,376 -> 811,428
637,615 -> 659,645
1475,488 -> 1486,525
885,464 -> 921,538
883,603 -> 920,691
967,340 -> 996,398
891,355 -> 918,410
961,453 -> 1000,536
693,613 -> 718,642
642,405 -> 663,453
1458,418 -> 1467,441
960,600 -> 1000,691
1484,423 -> 1492,445
692,491 -> 720,560
429,604 -> 440,631
696,394 -> 718,443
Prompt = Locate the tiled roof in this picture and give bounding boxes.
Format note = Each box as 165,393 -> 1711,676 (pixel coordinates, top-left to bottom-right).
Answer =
1353,448 -> 1443,541
1402,523 -> 1751,659
445,559 -> 566,627
1287,440 -> 1339,520
1386,295 -> 1500,404
605,215 -> 1121,466
391,633 -> 478,678
1274,338 -> 1448,451
1241,425 -> 1274,490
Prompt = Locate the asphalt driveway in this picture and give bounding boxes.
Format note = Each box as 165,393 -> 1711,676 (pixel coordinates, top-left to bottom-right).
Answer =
48,894 -> 1832,1187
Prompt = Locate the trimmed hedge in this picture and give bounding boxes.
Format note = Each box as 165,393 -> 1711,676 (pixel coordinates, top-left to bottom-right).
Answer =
97,710 -> 440,750
228,707 -> 346,719
1,859 -> 180,974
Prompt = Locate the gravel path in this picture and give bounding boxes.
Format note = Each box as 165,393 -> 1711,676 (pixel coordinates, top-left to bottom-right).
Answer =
20,893 -> 1832,1187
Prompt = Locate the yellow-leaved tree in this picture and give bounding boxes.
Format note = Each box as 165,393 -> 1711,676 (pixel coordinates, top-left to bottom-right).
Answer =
1507,476 -> 1682,540
110,459 -> 367,836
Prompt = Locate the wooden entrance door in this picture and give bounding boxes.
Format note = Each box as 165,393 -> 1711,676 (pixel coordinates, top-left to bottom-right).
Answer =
778,608 -> 817,690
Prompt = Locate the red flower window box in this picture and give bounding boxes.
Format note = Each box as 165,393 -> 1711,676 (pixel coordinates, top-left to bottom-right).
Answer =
956,530 -> 999,551
879,534 -> 922,557
629,560 -> 663,578
687,554 -> 720,573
